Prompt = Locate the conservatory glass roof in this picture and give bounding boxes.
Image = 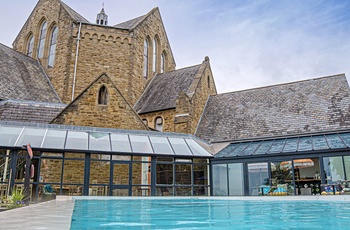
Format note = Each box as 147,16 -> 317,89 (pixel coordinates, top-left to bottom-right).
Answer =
0,122 -> 212,158
215,131 -> 350,158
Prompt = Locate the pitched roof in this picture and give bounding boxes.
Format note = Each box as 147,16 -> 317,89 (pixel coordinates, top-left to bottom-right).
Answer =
196,74 -> 350,142
0,43 -> 61,103
60,1 -> 90,23
114,8 -> 157,30
0,100 -> 65,123
134,65 -> 202,114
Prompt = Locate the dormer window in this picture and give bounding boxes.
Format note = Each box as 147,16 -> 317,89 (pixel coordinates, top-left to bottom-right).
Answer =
37,21 -> 47,58
155,117 -> 163,132
98,85 -> 108,105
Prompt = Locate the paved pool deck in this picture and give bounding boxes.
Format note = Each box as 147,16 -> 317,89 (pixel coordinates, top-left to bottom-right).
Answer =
1,195 -> 350,230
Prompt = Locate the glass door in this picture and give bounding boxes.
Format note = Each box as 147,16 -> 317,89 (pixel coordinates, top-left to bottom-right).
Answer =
110,161 -> 131,196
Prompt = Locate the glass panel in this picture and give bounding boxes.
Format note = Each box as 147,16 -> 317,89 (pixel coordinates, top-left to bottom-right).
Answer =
168,138 -> 192,156
344,156 -> 350,181
112,188 -> 129,196
42,130 -> 66,149
254,140 -> 274,155
293,158 -> 321,195
65,131 -> 88,150
156,186 -> 173,196
228,163 -> 244,195
282,138 -> 298,153
156,164 -> 173,185
193,186 -> 208,196
175,164 -> 191,185
270,161 -> 294,196
312,135 -> 329,150
248,163 -> 268,196
297,136 -> 312,151
16,127 -> 46,147
89,185 -> 107,196
339,133 -> 350,147
132,186 -> 150,196
268,139 -> 286,154
175,187 -> 192,196
112,155 -> 130,161
132,162 -> 150,185
212,164 -> 228,196
215,143 -> 239,158
40,158 -> 62,183
149,136 -> 173,154
323,156 -> 345,184
193,158 -> 208,164
325,134 -> 346,149
0,126 -> 22,146
185,139 -> 210,156
129,135 -> 153,154
89,132 -> 110,151
89,158 -> 110,184
63,159 -> 85,184
226,142 -> 250,157
113,163 -> 129,185
193,164 -> 208,185
241,141 -> 262,155
0,155 -> 11,183
156,157 -> 173,162
110,134 -> 131,152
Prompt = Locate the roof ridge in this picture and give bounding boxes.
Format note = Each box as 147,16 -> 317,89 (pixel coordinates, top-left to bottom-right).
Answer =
215,73 -> 347,97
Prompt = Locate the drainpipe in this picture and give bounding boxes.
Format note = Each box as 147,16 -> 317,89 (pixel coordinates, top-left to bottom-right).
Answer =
72,22 -> 82,101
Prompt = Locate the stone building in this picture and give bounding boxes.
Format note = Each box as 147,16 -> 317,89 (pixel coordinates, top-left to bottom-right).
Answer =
1,0 -> 350,200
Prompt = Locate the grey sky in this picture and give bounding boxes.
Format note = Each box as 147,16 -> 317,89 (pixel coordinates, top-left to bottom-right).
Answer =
0,0 -> 349,94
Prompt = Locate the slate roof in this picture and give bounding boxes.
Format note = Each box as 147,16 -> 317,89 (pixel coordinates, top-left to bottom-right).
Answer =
134,65 -> 201,114
114,8 -> 156,30
195,74 -> 350,143
60,1 -> 90,23
0,100 -> 65,123
0,44 -> 61,103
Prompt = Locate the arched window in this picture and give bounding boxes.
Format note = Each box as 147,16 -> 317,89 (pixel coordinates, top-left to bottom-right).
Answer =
155,117 -> 163,132
152,38 -> 157,72
143,39 -> 149,79
142,119 -> 148,126
48,26 -> 58,67
161,52 -> 165,73
26,35 -> 34,57
207,75 -> 210,89
98,85 -> 108,105
37,21 -> 47,58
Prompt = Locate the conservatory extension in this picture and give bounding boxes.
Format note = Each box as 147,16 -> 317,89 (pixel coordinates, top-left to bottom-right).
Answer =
211,130 -> 350,196
0,122 -> 211,202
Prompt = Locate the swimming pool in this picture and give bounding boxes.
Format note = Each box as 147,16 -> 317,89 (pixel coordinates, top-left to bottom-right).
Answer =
70,198 -> 350,229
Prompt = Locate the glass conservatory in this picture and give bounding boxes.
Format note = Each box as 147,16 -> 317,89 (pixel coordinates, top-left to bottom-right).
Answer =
0,122 -> 212,202
211,130 -> 350,196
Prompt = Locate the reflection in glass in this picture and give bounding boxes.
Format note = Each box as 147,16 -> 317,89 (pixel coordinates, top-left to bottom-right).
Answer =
297,137 -> 312,151
344,156 -> 350,180
270,161 -> 293,195
227,142 -> 250,156
110,134 -> 131,152
323,156 -> 344,184
215,143 -> 239,157
193,164 -> 208,185
175,187 -> 191,196
241,142 -> 262,155
254,141 -> 273,155
212,164 -> 228,196
65,131 -> 88,150
156,163 -> 173,185
89,132 -> 110,151
129,135 -> 153,153
149,136 -> 173,154
339,133 -> 350,147
42,130 -> 66,149
325,134 -> 346,149
248,163 -> 268,196
228,163 -> 244,195
175,164 -> 191,185
282,138 -> 298,152
268,139 -> 286,153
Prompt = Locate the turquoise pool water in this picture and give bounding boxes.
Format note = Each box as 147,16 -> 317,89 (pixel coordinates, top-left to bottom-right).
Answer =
70,199 -> 350,229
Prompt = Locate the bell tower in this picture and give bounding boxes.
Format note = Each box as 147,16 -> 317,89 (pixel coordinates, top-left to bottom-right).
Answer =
96,3 -> 108,25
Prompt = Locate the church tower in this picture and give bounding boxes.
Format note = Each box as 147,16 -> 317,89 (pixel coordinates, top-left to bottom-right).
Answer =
96,4 -> 108,25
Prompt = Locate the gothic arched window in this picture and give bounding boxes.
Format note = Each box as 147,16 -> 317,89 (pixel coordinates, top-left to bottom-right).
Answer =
155,117 -> 163,132
161,51 -> 165,73
37,21 -> 47,58
48,26 -> 58,67
98,85 -> 108,105
143,39 -> 149,79
152,38 -> 157,72
26,35 -> 34,57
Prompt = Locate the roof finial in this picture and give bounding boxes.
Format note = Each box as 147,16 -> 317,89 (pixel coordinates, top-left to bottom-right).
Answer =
102,2 -> 104,9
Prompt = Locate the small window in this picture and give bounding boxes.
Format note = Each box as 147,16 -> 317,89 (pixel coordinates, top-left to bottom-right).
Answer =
98,85 -> 108,105
143,39 -> 149,79
48,26 -> 58,67
26,35 -> 34,57
37,21 -> 47,58
142,119 -> 148,126
155,117 -> 163,132
207,75 -> 210,89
